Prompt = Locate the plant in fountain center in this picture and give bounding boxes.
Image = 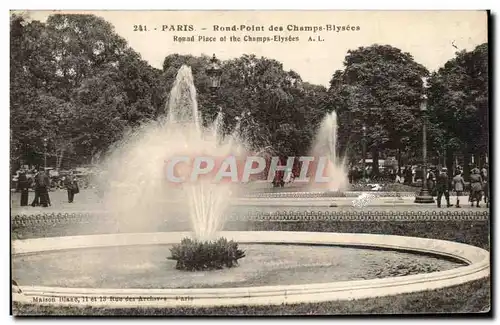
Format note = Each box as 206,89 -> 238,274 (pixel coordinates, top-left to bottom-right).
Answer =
168,237 -> 246,271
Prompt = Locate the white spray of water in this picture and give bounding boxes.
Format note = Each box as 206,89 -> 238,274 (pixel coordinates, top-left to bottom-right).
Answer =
310,111 -> 349,192
99,66 -> 247,240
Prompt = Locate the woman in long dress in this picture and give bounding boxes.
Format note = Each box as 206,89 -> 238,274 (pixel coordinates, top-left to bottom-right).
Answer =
469,168 -> 483,207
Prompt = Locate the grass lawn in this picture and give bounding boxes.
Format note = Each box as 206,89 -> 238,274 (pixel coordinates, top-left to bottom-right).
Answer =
11,218 -> 490,316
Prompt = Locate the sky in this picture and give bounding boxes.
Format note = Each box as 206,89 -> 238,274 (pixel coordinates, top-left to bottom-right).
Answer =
26,10 -> 488,87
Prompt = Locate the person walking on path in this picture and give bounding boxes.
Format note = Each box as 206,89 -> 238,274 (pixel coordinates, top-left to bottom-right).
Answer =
44,170 -> 52,206
452,170 -> 466,208
64,172 -> 79,203
404,166 -> 412,185
16,171 -> 30,206
395,169 -> 403,184
30,170 -> 40,207
35,170 -> 51,207
469,168 -> 484,208
427,168 -> 436,196
436,167 -> 452,208
481,164 -> 489,208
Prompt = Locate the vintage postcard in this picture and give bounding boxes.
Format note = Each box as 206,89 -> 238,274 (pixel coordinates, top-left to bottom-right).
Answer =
10,10 -> 490,316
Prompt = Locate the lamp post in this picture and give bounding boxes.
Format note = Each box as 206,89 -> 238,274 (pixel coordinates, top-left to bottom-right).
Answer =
205,54 -> 222,118
415,77 -> 434,203
362,124 -> 367,181
43,138 -> 48,171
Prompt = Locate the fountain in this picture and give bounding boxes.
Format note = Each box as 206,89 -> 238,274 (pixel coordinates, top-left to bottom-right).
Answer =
99,65 -> 247,241
309,111 -> 349,192
11,65 -> 489,311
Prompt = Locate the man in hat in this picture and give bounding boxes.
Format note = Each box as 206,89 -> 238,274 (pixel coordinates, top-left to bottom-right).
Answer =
436,167 -> 452,208
33,169 -> 51,207
16,170 -> 30,206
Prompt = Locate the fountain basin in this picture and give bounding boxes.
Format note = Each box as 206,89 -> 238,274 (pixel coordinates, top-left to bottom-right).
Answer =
12,231 -> 489,308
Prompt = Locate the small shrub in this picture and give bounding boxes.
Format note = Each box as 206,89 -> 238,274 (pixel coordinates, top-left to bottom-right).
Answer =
168,237 -> 246,271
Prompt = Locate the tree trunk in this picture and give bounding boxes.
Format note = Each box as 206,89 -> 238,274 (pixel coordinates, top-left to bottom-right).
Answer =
372,149 -> 379,177
464,151 -> 471,181
56,148 -> 65,170
445,147 -> 453,175
397,147 -> 402,175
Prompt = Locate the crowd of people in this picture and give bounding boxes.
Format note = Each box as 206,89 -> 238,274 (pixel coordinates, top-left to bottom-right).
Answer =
14,162 -> 489,209
16,169 -> 80,207
347,162 -> 489,209
426,165 -> 489,208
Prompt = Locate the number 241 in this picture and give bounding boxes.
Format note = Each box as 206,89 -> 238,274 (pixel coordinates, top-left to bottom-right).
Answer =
133,25 -> 148,31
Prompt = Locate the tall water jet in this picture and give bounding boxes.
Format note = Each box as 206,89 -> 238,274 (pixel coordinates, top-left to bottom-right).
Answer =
310,111 -> 348,191
99,65 -> 247,240
167,67 -> 201,129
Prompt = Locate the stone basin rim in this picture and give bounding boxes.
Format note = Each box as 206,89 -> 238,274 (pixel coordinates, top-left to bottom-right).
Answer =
12,231 -> 490,308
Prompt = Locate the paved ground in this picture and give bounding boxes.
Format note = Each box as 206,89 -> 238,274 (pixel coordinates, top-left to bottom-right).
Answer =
11,189 -> 489,216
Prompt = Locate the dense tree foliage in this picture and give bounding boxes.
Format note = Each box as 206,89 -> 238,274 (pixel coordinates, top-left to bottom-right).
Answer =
328,43 -> 488,175
426,43 -> 488,176
328,45 -> 429,175
11,13 -> 162,169
10,13 -> 489,177
159,53 -> 330,157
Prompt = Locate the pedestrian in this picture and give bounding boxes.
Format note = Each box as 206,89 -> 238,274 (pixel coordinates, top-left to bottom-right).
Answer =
481,164 -> 488,179
30,170 -> 40,207
395,169 -> 402,184
36,170 -> 51,207
17,171 -> 29,206
44,170 -> 52,206
436,167 -> 452,208
481,164 -> 489,207
404,166 -> 412,185
427,168 -> 436,196
452,170 -> 465,208
469,168 -> 483,207
64,173 -> 79,203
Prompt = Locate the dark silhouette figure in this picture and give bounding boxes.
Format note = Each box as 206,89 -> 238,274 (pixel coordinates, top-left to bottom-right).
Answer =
404,166 -> 412,185
64,173 -> 79,203
469,168 -> 483,207
427,169 -> 436,196
481,165 -> 489,208
17,171 -> 29,206
34,170 -> 51,207
30,170 -> 40,207
452,170 -> 465,208
436,168 -> 451,208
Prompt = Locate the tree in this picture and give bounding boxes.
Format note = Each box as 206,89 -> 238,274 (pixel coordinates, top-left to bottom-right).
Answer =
160,53 -> 324,158
43,14 -> 130,100
219,55 -> 322,156
427,43 -> 488,176
10,14 -> 57,167
328,44 -> 429,175
10,13 -> 163,168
